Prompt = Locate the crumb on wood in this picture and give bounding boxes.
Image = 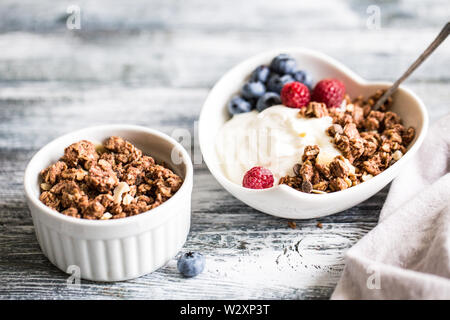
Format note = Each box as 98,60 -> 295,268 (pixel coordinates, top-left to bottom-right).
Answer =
237,241 -> 248,250
288,221 -> 297,229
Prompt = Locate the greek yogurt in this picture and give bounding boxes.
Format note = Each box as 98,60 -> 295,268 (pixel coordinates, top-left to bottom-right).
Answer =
215,105 -> 346,185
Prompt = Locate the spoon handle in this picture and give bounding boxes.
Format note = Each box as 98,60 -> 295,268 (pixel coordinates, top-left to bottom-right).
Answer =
373,22 -> 450,110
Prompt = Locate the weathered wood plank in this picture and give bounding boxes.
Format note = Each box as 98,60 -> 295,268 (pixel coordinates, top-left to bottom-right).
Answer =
0,29 -> 448,85
0,220 -> 376,300
0,82 -> 446,152
0,0 -> 448,32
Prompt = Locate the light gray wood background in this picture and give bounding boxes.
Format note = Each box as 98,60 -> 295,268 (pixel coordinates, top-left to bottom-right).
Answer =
0,0 -> 448,300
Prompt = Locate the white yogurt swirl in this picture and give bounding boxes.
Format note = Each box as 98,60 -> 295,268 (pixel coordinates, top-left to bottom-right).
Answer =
215,105 -> 345,185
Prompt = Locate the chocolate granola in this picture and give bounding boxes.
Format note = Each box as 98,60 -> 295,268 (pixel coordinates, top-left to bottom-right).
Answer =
280,90 -> 416,193
39,136 -> 183,220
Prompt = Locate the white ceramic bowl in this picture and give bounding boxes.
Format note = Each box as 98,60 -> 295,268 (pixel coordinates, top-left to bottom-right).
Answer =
199,48 -> 428,219
24,125 -> 193,281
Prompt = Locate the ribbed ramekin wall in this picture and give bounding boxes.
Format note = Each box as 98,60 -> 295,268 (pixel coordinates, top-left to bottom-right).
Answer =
32,210 -> 191,282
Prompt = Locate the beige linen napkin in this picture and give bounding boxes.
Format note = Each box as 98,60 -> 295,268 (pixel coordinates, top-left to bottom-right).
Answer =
331,113 -> 450,300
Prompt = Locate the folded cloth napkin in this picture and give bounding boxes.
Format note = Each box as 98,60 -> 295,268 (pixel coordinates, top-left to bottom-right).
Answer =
331,113 -> 450,300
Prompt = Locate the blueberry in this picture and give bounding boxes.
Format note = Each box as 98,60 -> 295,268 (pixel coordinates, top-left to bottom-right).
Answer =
256,92 -> 281,112
275,53 -> 291,60
267,74 -> 294,94
270,54 -> 297,74
228,96 -> 252,115
250,65 -> 270,83
241,81 -> 266,99
177,252 -> 205,278
292,70 -> 313,89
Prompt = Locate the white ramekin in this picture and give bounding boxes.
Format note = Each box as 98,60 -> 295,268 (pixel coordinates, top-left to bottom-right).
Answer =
24,125 -> 193,281
199,48 -> 429,219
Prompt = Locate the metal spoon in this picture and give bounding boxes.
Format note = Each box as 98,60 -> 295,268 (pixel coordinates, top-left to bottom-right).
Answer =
373,22 -> 449,110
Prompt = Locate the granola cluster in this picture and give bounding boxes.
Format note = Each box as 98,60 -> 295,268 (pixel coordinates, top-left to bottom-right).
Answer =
39,136 -> 183,220
280,90 -> 416,193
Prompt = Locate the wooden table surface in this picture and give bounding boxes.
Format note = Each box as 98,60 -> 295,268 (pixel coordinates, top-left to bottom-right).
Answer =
0,0 -> 448,300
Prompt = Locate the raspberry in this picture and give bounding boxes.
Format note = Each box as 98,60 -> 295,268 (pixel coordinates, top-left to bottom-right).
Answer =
312,78 -> 345,108
280,82 -> 310,108
242,166 -> 274,189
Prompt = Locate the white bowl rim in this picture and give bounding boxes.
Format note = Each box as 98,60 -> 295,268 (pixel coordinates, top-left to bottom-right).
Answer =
24,124 -> 194,227
199,47 -> 429,200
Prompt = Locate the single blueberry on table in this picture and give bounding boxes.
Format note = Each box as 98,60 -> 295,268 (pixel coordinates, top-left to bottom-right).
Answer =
241,81 -> 266,99
267,74 -> 294,94
256,92 -> 281,112
292,70 -> 313,89
269,54 -> 297,74
227,96 -> 252,115
250,65 -> 270,83
177,252 -> 205,278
